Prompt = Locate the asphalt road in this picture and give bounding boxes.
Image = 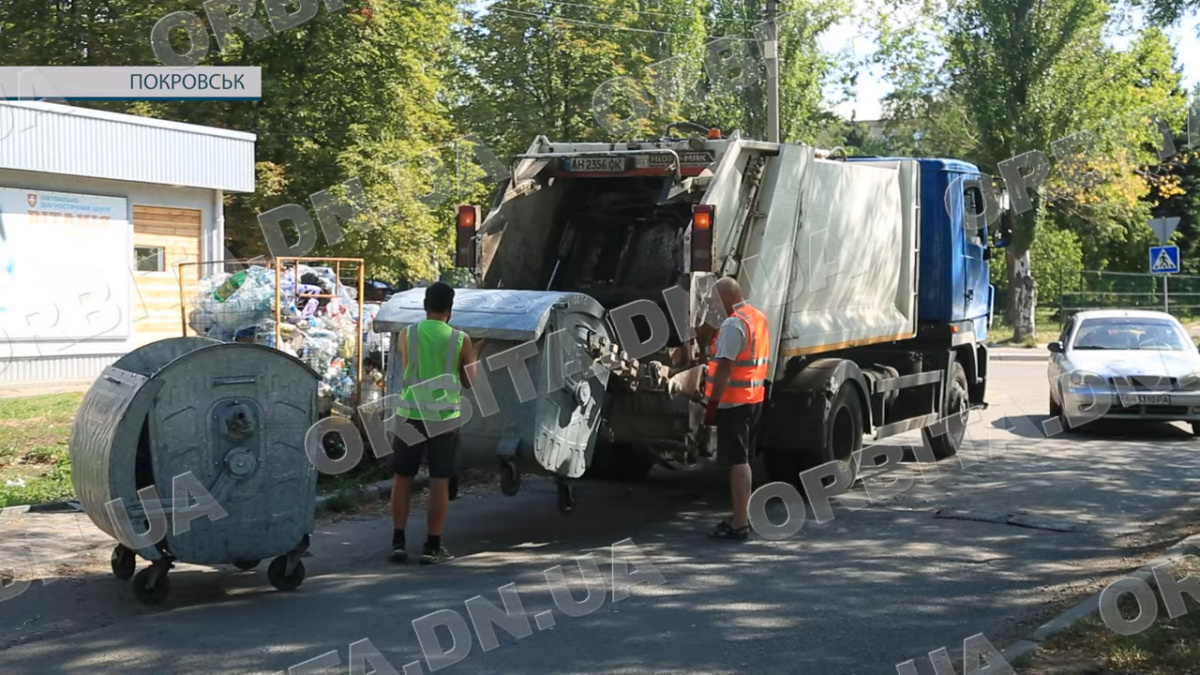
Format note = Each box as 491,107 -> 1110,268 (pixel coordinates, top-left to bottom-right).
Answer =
3,358 -> 1200,675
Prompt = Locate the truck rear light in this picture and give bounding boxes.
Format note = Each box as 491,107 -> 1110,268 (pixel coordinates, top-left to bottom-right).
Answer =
455,205 -> 479,269
691,205 -> 713,272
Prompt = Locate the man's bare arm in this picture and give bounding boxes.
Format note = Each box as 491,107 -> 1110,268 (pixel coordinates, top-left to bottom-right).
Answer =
458,335 -> 487,389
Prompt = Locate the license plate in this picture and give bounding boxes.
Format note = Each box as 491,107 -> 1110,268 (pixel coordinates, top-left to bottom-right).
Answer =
1120,393 -> 1170,406
563,157 -> 626,173
644,151 -> 714,168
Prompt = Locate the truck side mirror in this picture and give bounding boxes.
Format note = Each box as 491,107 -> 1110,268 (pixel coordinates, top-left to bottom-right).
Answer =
993,209 -> 1014,249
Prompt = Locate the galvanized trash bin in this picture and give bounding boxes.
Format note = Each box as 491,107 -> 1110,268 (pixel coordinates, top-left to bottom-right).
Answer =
70,337 -> 320,605
374,289 -> 631,514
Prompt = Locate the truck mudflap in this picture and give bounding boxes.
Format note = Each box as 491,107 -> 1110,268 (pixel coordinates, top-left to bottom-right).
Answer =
375,288 -> 636,513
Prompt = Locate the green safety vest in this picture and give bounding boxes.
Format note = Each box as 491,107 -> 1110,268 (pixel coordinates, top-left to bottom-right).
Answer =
396,320 -> 466,421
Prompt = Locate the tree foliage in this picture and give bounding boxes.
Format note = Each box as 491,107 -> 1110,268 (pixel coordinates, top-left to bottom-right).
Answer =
873,0 -> 1191,338
0,0 -> 464,283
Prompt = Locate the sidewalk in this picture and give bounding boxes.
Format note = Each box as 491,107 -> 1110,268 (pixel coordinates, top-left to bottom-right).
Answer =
990,344 -> 1048,362
0,381 -> 91,399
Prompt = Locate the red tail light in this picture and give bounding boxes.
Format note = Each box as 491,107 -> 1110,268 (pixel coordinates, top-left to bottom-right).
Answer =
691,204 -> 713,272
455,205 -> 479,269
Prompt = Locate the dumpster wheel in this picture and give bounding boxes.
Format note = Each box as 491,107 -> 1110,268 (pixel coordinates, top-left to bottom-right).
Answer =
133,563 -> 171,606
268,556 -> 306,591
556,479 -> 575,515
111,545 -> 136,581
499,461 -> 520,497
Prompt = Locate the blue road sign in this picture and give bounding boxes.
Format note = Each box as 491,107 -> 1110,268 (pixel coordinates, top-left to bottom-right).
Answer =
1150,245 -> 1180,275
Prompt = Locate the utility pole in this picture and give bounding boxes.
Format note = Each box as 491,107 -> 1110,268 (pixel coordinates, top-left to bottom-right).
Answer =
763,0 -> 780,143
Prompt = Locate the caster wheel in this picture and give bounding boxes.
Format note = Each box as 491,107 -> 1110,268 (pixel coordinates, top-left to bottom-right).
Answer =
111,545 -> 136,581
233,559 -> 260,571
499,462 -> 520,497
132,567 -> 170,605
557,482 -> 575,515
268,556 -> 306,592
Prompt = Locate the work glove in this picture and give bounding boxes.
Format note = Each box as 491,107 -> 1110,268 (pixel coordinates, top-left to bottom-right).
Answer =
704,399 -> 720,427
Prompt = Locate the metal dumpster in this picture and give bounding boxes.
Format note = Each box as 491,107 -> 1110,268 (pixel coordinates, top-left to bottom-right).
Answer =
70,337 -> 320,605
374,289 -> 635,513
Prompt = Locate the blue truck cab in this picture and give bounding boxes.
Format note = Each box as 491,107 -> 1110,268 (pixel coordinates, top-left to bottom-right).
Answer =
848,157 -> 994,342
846,156 -> 997,412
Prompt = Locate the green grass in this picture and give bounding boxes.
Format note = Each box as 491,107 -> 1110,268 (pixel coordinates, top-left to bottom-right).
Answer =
0,392 -> 84,508
0,390 -> 390,509
1019,558 -> 1200,674
988,308 -> 1063,346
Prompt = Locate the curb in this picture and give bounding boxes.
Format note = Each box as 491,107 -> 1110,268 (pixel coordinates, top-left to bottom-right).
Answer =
993,532 -> 1200,670
315,477 -> 417,516
989,351 -> 1046,362
10,478 -> 421,520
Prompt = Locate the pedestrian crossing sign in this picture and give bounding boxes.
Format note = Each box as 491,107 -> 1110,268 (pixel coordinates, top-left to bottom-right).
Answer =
1149,245 -> 1180,275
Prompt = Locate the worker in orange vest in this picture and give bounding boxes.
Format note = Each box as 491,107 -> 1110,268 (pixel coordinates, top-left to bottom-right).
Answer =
695,277 -> 770,540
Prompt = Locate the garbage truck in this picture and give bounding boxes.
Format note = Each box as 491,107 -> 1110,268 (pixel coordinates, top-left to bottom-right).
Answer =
374,123 -> 1007,512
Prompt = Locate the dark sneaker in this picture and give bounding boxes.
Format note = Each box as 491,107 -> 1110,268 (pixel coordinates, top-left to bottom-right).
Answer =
391,540 -> 407,563
420,546 -> 454,565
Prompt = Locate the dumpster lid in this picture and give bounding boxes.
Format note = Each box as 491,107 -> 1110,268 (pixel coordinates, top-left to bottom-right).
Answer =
374,288 -> 604,342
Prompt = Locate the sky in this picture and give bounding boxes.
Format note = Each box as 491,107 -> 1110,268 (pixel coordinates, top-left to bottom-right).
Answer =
823,3 -> 1200,121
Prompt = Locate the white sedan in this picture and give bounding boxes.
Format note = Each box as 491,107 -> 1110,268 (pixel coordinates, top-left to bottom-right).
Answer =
1047,309 -> 1200,434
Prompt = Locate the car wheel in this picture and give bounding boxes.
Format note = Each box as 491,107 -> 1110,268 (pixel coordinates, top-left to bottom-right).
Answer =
1049,394 -> 1061,418
1191,421 -> 1200,438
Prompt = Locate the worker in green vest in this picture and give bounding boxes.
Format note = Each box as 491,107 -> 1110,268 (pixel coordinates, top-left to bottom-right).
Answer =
391,282 -> 486,564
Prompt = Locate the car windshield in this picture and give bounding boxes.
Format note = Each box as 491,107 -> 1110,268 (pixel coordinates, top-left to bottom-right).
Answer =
1071,318 -> 1191,351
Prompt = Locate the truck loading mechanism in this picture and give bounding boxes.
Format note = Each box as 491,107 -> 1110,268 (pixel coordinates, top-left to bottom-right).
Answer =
379,125 -> 997,513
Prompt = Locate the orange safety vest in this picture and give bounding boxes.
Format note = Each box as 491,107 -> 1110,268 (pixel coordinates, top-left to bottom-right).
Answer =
704,302 -> 770,405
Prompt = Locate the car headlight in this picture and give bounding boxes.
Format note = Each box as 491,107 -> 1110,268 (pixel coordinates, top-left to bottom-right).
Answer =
1180,374 -> 1200,391
1068,371 -> 1091,387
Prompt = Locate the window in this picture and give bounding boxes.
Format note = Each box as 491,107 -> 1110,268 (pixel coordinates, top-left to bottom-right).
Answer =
963,186 -> 985,246
135,246 -> 164,272
1071,317 -> 1190,351
1057,319 -> 1073,346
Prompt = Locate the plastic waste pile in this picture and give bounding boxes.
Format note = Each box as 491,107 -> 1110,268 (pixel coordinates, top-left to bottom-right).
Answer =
188,264 -> 381,405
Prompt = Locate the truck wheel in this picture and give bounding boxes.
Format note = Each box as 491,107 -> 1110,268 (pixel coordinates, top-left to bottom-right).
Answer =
923,362 -> 968,459
822,386 -> 864,480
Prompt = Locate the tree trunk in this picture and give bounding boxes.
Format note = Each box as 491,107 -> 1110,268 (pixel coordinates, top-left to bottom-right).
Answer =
1006,247 -> 1036,342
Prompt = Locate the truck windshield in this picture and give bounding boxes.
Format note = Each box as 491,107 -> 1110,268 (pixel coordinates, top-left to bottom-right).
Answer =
1071,318 -> 1190,351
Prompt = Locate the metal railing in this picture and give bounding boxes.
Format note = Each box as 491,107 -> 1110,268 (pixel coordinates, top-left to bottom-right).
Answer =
1056,269 -> 1200,326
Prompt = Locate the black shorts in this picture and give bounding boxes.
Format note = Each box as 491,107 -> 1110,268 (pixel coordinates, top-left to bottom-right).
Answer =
391,418 -> 459,479
716,403 -> 763,467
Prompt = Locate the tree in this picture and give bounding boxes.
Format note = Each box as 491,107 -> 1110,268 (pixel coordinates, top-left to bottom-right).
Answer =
0,1 -> 466,280
875,0 -> 1186,339
1135,0 -> 1200,24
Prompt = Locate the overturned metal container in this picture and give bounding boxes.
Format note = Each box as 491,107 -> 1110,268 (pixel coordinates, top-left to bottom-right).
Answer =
69,337 -> 320,605
374,288 -> 630,513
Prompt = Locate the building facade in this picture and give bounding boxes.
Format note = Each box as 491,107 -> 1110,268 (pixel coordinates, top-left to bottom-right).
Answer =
0,101 -> 255,387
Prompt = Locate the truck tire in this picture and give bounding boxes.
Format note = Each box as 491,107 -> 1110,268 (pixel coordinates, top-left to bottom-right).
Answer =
820,385 -> 865,480
923,361 -> 968,459
763,382 -> 865,486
